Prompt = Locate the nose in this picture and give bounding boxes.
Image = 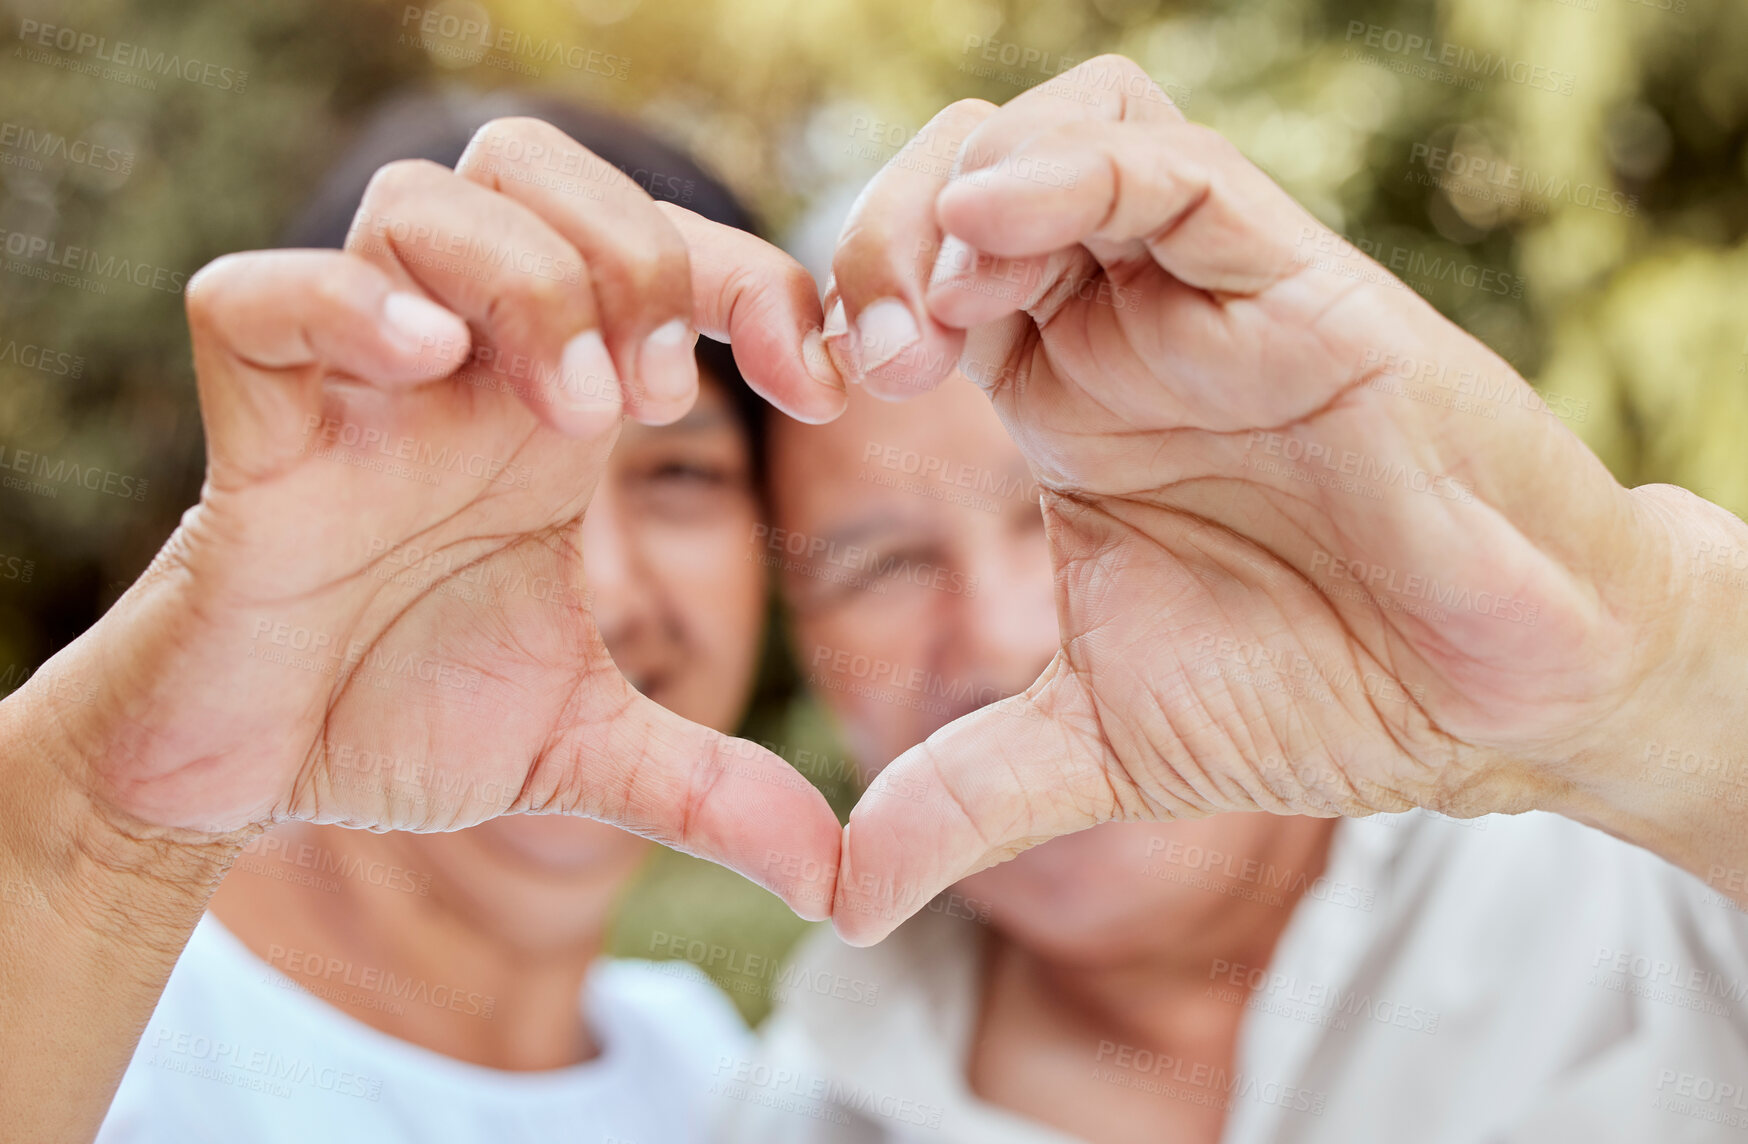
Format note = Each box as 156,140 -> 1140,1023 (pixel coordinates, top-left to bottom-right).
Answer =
580,475 -> 661,669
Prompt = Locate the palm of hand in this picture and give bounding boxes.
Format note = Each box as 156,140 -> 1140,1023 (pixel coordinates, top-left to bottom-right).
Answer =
89,377 -> 626,835
981,256 -> 1646,826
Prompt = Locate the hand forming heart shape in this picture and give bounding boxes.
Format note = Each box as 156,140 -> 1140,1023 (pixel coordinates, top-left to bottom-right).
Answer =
819,57 -> 1747,943
38,117 -> 850,921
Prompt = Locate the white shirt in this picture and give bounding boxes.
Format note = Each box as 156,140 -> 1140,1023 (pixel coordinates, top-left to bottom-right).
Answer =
98,914 -> 750,1144
716,811 -> 1748,1144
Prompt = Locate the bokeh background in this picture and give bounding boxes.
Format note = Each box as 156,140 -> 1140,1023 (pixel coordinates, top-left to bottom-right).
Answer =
3,0 -> 1746,1022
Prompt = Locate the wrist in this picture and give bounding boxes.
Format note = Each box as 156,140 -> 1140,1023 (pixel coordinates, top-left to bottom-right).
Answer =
1546,483 -> 1748,894
0,681 -> 250,1143
1,670 -> 250,941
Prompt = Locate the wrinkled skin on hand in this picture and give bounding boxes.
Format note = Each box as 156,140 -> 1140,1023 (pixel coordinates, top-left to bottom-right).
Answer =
43,117 -> 848,918
823,57 -> 1717,942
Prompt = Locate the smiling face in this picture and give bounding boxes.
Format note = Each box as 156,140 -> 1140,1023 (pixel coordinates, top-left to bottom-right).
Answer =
406,372 -> 770,944
769,376 -> 1057,769
584,374 -> 768,740
772,376 -> 1335,965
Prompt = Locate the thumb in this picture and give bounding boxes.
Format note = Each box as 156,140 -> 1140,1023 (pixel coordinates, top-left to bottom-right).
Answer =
832,661 -> 1119,946
537,675 -> 842,921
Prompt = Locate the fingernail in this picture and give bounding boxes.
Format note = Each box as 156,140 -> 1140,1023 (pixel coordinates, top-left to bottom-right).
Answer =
801,328 -> 846,394
821,298 -> 860,379
558,329 -> 622,415
928,235 -> 980,290
854,297 -> 920,373
638,318 -> 699,405
821,297 -> 848,339
382,292 -> 466,360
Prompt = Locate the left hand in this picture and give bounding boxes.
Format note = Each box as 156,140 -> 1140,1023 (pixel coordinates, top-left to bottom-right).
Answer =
821,57 -> 1748,944
34,118 -> 847,917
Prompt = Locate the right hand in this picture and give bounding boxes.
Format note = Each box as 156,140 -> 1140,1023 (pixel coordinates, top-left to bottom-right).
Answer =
819,61 -> 1743,941
28,118 -> 847,917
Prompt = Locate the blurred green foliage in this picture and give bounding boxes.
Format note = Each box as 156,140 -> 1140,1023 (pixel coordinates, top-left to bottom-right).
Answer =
3,0 -> 1746,1023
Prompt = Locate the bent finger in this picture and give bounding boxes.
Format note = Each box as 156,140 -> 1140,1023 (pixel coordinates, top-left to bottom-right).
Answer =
347,158 -> 622,438
185,249 -> 470,486
660,204 -> 848,425
827,98 -> 996,401
936,119 -> 1318,297
457,118 -> 700,426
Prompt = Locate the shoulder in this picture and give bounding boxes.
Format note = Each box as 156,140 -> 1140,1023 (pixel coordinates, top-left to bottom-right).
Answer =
1353,808 -> 1688,897
1337,809 -> 1748,972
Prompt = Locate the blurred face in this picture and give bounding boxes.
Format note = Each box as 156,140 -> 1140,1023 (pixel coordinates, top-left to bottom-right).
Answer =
954,815 -> 1331,969
413,374 -> 769,939
770,376 -> 1056,767
585,374 -> 768,742
773,378 -> 1329,964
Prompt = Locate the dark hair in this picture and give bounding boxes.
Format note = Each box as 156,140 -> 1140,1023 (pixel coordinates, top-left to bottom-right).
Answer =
284,88 -> 766,479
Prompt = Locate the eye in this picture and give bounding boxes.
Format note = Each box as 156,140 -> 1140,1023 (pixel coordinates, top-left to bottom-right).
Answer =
807,543 -> 952,609
865,544 -> 948,581
648,460 -> 730,487
623,447 -> 751,522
